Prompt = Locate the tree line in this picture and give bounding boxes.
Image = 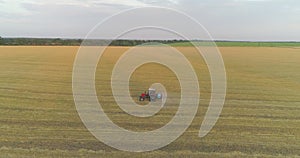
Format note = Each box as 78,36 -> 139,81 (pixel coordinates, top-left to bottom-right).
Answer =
0,37 -> 187,46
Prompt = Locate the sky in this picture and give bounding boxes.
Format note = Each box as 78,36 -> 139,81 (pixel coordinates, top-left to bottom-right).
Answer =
0,0 -> 299,41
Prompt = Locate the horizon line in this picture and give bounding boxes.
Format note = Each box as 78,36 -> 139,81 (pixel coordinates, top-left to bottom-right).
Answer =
1,37 -> 300,43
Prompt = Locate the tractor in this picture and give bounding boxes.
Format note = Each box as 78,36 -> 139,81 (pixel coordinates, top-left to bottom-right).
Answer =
139,88 -> 162,102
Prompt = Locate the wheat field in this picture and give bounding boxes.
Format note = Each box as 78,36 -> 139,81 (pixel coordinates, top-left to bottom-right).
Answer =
0,46 -> 299,157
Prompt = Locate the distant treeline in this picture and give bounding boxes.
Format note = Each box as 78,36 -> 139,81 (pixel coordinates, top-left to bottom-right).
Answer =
0,37 -> 82,46
0,37 -> 185,46
1,37 -> 300,47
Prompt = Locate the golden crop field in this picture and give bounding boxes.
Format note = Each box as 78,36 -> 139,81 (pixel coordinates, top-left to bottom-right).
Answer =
0,46 -> 299,157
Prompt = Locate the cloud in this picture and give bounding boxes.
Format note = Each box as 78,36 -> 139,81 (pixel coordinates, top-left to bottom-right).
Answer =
0,0 -> 299,40
137,0 -> 180,5
0,0 -> 30,15
0,0 -> 148,16
30,0 -> 148,8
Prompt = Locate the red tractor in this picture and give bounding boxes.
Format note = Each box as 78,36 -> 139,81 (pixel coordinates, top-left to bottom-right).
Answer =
139,88 -> 161,102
